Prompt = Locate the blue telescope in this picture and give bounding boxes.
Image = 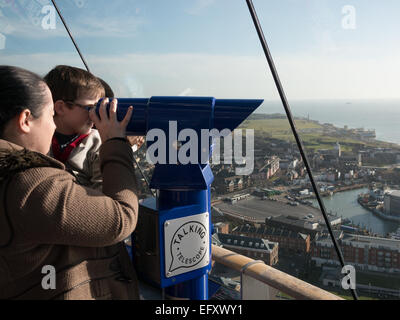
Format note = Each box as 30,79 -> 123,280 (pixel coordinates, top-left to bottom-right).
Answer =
97,96 -> 262,134
97,96 -> 263,299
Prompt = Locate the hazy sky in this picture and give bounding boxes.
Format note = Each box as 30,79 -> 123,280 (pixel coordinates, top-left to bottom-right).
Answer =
1,0 -> 400,100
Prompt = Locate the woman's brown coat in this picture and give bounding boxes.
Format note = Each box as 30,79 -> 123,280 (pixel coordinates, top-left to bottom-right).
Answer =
0,138 -> 139,300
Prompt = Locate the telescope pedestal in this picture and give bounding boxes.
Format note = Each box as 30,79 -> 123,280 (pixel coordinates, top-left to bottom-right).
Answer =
158,188 -> 212,301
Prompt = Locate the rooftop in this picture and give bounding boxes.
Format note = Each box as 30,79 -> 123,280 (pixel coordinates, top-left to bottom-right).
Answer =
216,233 -> 278,252
268,215 -> 319,230
234,224 -> 309,240
387,190 -> 400,198
342,234 -> 400,250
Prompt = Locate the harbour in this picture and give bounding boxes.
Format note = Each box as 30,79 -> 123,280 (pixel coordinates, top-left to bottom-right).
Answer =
311,188 -> 399,237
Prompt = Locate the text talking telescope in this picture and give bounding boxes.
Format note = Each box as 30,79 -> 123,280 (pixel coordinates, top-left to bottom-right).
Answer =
96,96 -> 263,300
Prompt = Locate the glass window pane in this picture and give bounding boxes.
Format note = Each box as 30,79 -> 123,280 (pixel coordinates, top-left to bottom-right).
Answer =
3,0 -> 399,301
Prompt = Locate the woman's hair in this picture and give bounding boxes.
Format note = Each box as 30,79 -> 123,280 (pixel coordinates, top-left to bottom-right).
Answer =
0,66 -> 47,137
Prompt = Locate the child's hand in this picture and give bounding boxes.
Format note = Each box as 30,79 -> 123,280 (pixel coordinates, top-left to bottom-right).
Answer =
127,136 -> 145,152
89,98 -> 133,142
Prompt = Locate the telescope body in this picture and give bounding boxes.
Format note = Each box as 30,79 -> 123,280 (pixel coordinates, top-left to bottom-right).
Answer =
105,97 -> 263,299
97,96 -> 263,135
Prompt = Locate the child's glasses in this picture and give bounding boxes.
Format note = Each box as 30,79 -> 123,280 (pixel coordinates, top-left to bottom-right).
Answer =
65,101 -> 97,111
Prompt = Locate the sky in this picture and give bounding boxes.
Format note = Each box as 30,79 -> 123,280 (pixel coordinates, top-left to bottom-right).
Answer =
1,0 -> 400,100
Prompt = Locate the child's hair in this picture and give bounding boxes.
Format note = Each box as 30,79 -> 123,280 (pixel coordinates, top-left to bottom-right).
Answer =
44,65 -> 105,103
97,77 -> 114,98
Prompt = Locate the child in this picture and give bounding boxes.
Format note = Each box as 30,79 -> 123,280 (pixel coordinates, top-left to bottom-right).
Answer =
44,65 -> 105,190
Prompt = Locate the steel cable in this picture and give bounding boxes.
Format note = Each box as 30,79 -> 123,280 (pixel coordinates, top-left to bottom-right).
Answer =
245,0 -> 359,300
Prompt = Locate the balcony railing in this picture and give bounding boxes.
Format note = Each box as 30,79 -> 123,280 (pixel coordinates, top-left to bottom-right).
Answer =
137,244 -> 345,300
211,245 -> 344,300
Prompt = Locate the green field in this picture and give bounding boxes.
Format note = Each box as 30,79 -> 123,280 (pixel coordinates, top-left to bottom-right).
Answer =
240,117 -> 395,151
276,290 -> 378,300
356,271 -> 400,290
334,292 -> 378,300
241,118 -> 323,133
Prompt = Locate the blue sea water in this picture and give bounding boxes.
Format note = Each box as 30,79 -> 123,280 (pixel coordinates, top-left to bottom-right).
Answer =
256,99 -> 400,145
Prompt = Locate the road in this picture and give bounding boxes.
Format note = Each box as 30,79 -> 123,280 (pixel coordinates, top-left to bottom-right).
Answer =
214,196 -> 322,222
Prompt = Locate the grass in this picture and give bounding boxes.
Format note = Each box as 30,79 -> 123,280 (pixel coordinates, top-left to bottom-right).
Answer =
241,118 -> 323,134
334,292 -> 378,300
276,289 -> 378,300
276,290 -> 377,300
241,118 -> 395,151
269,176 -> 280,182
275,291 -> 295,300
355,271 -> 400,290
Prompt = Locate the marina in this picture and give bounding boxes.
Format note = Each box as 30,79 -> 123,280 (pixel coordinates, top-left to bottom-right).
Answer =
213,188 -> 399,237
311,188 -> 399,237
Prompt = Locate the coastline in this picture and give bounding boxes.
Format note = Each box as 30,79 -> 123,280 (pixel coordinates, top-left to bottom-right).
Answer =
306,186 -> 397,237
256,99 -> 400,146
246,112 -> 400,150
300,184 -> 368,200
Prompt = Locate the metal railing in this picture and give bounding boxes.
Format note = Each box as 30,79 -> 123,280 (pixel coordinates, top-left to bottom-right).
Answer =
211,245 -> 344,300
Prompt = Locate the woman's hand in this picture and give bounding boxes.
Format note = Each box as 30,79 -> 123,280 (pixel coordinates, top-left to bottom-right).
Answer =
89,98 -> 133,142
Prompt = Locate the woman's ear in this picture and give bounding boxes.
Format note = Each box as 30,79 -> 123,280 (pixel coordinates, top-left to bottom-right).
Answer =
17,109 -> 33,134
54,100 -> 65,116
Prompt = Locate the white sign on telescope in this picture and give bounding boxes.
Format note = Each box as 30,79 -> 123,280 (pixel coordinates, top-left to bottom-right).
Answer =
164,212 -> 210,278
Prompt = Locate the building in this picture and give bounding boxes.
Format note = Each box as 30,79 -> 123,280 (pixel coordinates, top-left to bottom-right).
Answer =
264,156 -> 280,179
314,170 -> 340,183
222,176 -> 252,193
352,128 -> 376,140
279,158 -> 298,170
334,142 -> 341,158
252,156 -> 280,182
216,233 -> 279,266
232,224 -> 311,254
384,190 -> 400,217
339,153 -> 362,167
311,233 -> 400,274
225,193 -> 251,204
265,215 -> 320,236
252,188 -> 281,198
214,222 -> 230,234
327,215 -> 342,226
286,170 -> 299,181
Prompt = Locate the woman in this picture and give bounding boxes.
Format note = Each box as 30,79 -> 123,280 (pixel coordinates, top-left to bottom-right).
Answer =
0,66 -> 139,300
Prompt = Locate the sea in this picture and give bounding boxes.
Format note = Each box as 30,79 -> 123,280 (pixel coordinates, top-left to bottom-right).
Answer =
256,99 -> 400,145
